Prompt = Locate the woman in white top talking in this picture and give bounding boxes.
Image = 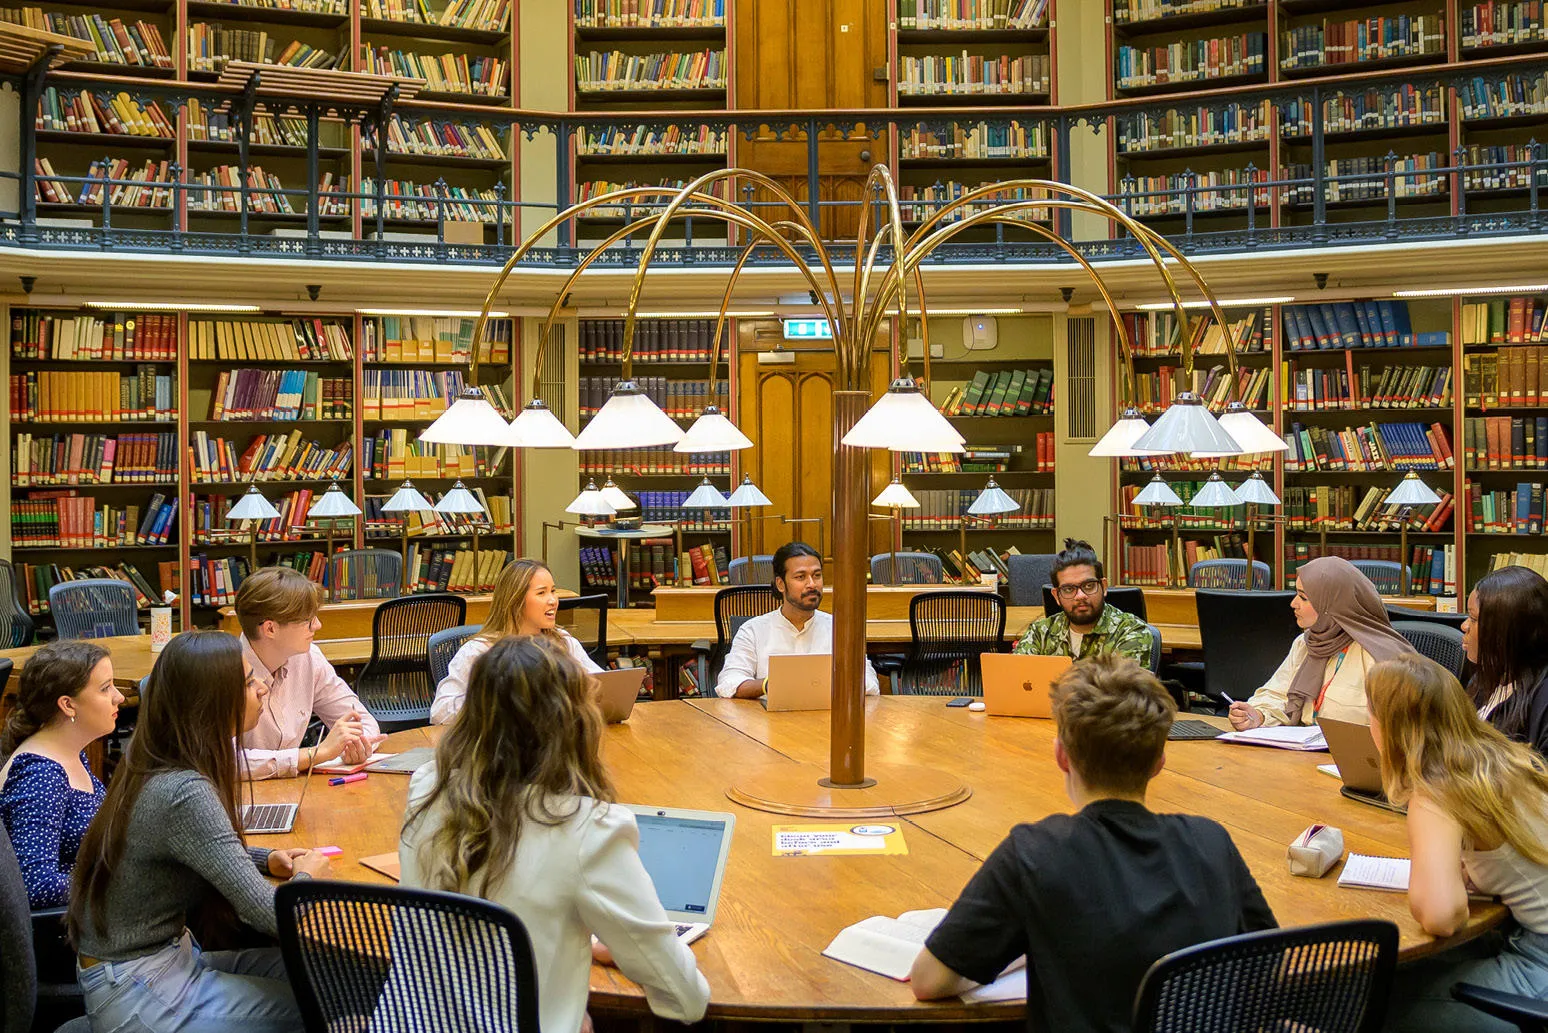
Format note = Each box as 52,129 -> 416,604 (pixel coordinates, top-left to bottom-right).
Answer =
430,558 -> 601,725
1371,653 -> 1548,1031
400,635 -> 709,1033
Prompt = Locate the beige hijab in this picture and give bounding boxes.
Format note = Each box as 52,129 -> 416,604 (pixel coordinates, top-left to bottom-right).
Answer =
1286,556 -> 1417,724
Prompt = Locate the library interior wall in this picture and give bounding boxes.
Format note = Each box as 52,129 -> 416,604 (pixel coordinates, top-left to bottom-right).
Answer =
520,315 -> 580,579
1057,0 -> 1113,242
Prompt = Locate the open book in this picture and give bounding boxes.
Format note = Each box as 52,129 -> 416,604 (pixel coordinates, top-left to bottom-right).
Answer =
1216,726 -> 1328,751
823,909 -> 1026,1000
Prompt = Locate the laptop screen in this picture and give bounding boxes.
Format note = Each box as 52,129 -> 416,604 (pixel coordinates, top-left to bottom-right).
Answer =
633,813 -> 729,916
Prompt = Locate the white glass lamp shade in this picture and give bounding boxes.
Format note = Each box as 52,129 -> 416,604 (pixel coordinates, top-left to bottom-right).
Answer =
726,475 -> 773,508
1088,407 -> 1166,457
573,381 -> 684,450
1233,471 -> 1282,506
675,405 -> 754,453
1132,474 -> 1185,508
1191,473 -> 1243,509
434,481 -> 487,515
419,386 -> 513,446
967,477 -> 1019,516
1130,393 -> 1242,455
871,479 -> 920,509
506,399 -> 576,448
1387,472 -> 1442,507
841,378 -> 966,453
599,478 -> 637,511
380,481 -> 434,513
307,482 -> 362,518
566,480 -> 617,518
227,486 -> 280,522
682,478 -> 731,509
1192,402 -> 1288,457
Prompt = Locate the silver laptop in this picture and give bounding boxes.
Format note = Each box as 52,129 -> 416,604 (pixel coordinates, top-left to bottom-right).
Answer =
242,741 -> 318,834
623,804 -> 736,945
596,667 -> 648,723
1317,716 -> 1406,814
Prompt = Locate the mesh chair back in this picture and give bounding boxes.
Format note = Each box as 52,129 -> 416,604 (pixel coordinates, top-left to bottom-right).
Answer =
1143,623 -> 1163,674
1133,919 -> 1397,1033
428,625 -> 482,686
329,549 -> 403,601
275,881 -> 540,1033
47,579 -> 137,640
0,561 -> 34,647
727,555 -> 774,586
710,586 -> 781,682
1006,553 -> 1058,606
557,593 -> 608,667
1196,589 -> 1301,703
1392,621 -> 1467,680
355,594 -> 467,730
869,551 -> 944,585
901,590 -> 1007,696
1189,559 -> 1272,591
1041,585 -> 1149,622
1350,560 -> 1407,595
1383,606 -> 1466,630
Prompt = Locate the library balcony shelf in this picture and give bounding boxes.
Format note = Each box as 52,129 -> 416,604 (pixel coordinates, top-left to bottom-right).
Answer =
1112,4 -> 1270,38
183,0 -> 348,28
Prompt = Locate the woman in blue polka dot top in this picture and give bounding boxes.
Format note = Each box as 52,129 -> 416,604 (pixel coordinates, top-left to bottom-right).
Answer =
0,640 -> 123,908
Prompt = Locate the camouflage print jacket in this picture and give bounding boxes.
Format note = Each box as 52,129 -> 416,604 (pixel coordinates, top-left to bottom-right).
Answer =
1010,602 -> 1154,666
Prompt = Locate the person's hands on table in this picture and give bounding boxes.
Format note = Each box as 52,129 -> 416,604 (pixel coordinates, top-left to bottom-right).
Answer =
1228,702 -> 1264,730
267,848 -> 312,878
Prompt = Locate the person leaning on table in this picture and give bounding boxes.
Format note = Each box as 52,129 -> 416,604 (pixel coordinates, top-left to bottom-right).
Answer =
1228,555 -> 1416,730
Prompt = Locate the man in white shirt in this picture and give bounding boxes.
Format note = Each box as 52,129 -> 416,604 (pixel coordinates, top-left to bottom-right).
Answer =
714,542 -> 880,699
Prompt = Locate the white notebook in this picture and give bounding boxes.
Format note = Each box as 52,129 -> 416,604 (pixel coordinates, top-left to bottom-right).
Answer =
1216,726 -> 1328,751
1338,853 -> 1410,892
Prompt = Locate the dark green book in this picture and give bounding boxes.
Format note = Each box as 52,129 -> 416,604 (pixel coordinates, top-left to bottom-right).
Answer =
961,370 -> 991,415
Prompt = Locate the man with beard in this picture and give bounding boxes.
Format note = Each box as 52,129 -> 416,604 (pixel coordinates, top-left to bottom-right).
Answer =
714,541 -> 879,699
1012,539 -> 1154,666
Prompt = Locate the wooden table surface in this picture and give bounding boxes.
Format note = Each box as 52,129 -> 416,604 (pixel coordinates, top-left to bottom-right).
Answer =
249,697 -> 1503,1022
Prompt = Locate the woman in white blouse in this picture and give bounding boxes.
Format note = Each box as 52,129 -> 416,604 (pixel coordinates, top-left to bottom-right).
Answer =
401,635 -> 709,1033
430,558 -> 602,724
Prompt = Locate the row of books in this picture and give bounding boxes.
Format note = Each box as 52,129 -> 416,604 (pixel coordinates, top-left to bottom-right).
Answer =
899,120 -> 1048,161
361,492 -> 513,537
13,491 -> 176,548
362,430 -> 504,480
1490,552 -> 1548,578
1285,544 -> 1454,595
185,165 -> 342,215
1120,481 -> 1278,528
187,432 -> 353,483
190,488 -> 334,541
1282,84 -> 1444,138
1282,362 -> 1452,412
576,450 -> 731,476
35,158 -> 172,209
1120,536 -> 1256,588
1133,365 -> 1271,416
14,432 -> 177,486
1282,420 -> 1455,472
1279,16 -> 1446,71
405,545 -> 508,595
362,49 -> 508,97
16,562 -> 166,616
1283,301 -> 1446,351
186,102 -> 307,146
898,182 -> 1050,223
897,54 -> 1051,98
1112,0 -> 1258,26
580,318 -> 725,362
186,25 -> 338,72
1120,452 -> 1273,472
899,488 -> 1053,529
360,370 -> 512,420
1116,34 -> 1267,91
0,10 -> 171,68
937,368 -> 1053,417
896,0 -> 1047,29
187,552 -> 254,607
12,311 -> 177,362
1463,3 -> 1548,48
572,0 -> 724,29
577,124 -> 726,158
574,177 -> 727,216
1462,415 -> 1548,470
189,318 -> 353,362
1117,100 -> 1271,155
372,115 -> 505,161
362,316 -> 512,364
209,369 -> 352,422
1468,481 -> 1548,534
1283,154 -> 1448,205
580,541 -> 722,590
1119,167 -> 1269,216
901,436 -> 1054,473
1281,484 -> 1454,532
1464,350 -> 1548,410
1124,310 -> 1270,357
36,89 -> 173,138
632,491 -> 730,526
579,377 -> 728,418
358,179 -> 501,222
363,0 -> 510,31
574,49 -> 725,92
1463,296 -> 1548,346
1461,143 -> 1541,192
1459,70 -> 1548,121
11,369 -> 176,423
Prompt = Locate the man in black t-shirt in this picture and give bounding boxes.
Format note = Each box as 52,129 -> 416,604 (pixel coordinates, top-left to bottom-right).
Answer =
910,654 -> 1277,1033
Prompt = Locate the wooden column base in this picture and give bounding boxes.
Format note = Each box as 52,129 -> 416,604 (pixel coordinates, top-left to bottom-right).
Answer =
728,762 -> 971,818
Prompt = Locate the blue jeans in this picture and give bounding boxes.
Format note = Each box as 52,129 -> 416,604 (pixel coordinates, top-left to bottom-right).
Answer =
1387,926 -> 1548,1032
77,931 -> 300,1033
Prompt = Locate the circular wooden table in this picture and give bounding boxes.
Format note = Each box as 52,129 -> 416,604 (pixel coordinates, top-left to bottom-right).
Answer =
252,696 -> 1506,1023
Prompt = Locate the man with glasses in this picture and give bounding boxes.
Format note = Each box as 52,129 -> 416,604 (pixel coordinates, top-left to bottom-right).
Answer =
1012,539 -> 1153,665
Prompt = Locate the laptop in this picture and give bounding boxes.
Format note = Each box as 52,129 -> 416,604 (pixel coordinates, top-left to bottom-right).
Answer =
595,667 -> 648,723
623,804 -> 736,945
980,653 -> 1073,718
242,753 -> 314,834
1316,716 -> 1406,814
760,653 -> 831,712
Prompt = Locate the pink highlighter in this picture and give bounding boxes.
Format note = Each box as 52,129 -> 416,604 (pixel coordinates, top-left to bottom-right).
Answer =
328,773 -> 368,786
315,846 -> 343,858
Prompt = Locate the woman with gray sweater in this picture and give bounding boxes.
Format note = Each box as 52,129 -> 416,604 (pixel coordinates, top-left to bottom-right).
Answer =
67,631 -> 332,1033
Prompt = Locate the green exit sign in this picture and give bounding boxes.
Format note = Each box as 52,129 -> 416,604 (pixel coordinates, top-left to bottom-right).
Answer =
782,318 -> 833,340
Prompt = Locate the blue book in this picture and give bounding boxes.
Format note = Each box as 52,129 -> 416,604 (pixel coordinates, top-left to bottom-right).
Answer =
1374,300 -> 1399,347
1332,303 -> 1363,349
1429,548 -> 1446,596
1517,482 -> 1533,533
1389,301 -> 1416,347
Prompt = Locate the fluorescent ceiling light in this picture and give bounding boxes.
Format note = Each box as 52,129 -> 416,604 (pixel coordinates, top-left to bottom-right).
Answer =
1392,284 -> 1548,298
87,300 -> 261,312
357,307 -> 511,317
1133,296 -> 1294,311
919,308 -> 1026,315
630,310 -> 773,318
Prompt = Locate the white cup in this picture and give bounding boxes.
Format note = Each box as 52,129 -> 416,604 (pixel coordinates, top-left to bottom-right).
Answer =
150,607 -> 173,653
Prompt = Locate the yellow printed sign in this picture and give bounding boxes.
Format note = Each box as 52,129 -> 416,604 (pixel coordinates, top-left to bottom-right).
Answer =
772,823 -> 909,857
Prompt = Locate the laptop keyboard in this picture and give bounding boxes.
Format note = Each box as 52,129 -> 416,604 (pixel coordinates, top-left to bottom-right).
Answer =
675,924 -> 693,937
242,803 -> 294,833
1169,720 -> 1223,741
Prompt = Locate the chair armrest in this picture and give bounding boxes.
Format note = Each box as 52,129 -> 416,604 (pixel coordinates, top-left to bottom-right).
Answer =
871,653 -> 906,675
690,638 -> 712,654
1451,981 -> 1548,1026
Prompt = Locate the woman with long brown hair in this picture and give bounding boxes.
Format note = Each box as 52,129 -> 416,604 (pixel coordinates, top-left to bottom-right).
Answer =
67,631 -> 331,1033
401,635 -> 708,1033
430,557 -> 601,724
1369,653 -> 1548,1031
1463,564 -> 1548,754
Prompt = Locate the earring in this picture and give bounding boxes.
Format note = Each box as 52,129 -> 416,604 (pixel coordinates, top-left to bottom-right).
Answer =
69,715 -> 75,724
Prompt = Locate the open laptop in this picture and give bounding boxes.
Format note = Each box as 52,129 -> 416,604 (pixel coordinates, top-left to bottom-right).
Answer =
1317,716 -> 1406,814
242,753 -> 314,834
980,653 -> 1073,718
595,667 -> 648,723
760,653 -> 831,712
623,804 -> 736,945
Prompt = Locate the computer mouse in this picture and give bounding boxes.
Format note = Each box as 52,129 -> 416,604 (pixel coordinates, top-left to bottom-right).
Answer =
968,701 -> 986,712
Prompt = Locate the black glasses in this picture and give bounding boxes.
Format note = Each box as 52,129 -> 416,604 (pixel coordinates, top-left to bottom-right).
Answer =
1055,579 -> 1103,599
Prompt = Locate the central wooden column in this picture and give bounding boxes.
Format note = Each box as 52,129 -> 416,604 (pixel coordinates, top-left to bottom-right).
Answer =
823,389 -> 873,789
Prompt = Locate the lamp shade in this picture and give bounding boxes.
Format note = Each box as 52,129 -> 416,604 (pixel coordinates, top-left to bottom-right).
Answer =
841,378 -> 966,453
1129,393 -> 1242,455
506,399 -> 576,448
1386,471 -> 1442,507
1088,407 -> 1167,457
1233,471 -> 1282,506
419,386 -> 513,446
871,478 -> 920,509
726,475 -> 773,508
1132,474 -> 1185,507
967,477 -> 1019,516
434,481 -> 487,515
226,485 -> 280,521
1192,402 -> 1288,457
573,381 -> 684,450
380,480 -> 434,513
307,481 -> 362,518
681,477 -> 731,509
675,406 -> 754,453
566,480 -> 616,517
599,478 -> 637,511
1191,473 -> 1242,508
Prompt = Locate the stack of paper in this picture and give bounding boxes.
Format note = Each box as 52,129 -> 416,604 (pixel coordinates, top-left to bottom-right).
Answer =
1216,726 -> 1328,751
1337,854 -> 1410,892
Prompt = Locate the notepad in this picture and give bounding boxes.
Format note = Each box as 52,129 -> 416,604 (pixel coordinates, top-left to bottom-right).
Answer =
823,909 -> 945,980
359,852 -> 402,881
1338,853 -> 1410,892
313,753 -> 396,776
1317,763 -> 1342,779
1216,726 -> 1328,751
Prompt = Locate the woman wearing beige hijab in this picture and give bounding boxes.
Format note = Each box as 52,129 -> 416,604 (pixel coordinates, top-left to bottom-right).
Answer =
1228,556 -> 1417,729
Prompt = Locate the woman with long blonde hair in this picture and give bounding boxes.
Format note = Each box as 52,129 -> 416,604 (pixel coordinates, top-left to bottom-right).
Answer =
430,557 -> 601,724
400,635 -> 708,1033
1369,653 -> 1548,1031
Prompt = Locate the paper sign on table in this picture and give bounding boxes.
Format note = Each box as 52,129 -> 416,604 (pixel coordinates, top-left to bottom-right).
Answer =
773,823 -> 908,857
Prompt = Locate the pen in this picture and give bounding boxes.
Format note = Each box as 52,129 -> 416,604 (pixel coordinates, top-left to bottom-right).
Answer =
1221,692 -> 1236,705
329,773 -> 368,786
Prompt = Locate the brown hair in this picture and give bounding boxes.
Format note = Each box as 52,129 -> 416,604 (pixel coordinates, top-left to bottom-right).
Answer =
1051,654 -> 1176,795
0,640 -> 109,758
1368,654 -> 1548,864
404,635 -> 613,895
68,631 -> 248,942
476,559 -> 559,645
234,565 -> 322,639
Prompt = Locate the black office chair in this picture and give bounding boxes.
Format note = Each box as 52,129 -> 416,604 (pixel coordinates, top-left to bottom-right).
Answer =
1132,919 -> 1397,1033
1351,559 -> 1408,596
47,579 -> 137,640
895,590 -> 1006,696
727,555 -> 774,586
354,593 -> 467,730
328,549 -> 402,602
1392,621 -> 1467,680
275,881 -> 540,1033
1006,553 -> 1058,606
869,551 -> 944,585
1195,589 -> 1301,704
1452,982 -> 1548,1032
689,585 -> 781,694
1143,623 -> 1162,675
427,624 -> 482,686
1042,584 -> 1148,622
0,822 -> 90,1033
557,593 -> 609,668
1188,558 -> 1272,591
0,561 -> 35,647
